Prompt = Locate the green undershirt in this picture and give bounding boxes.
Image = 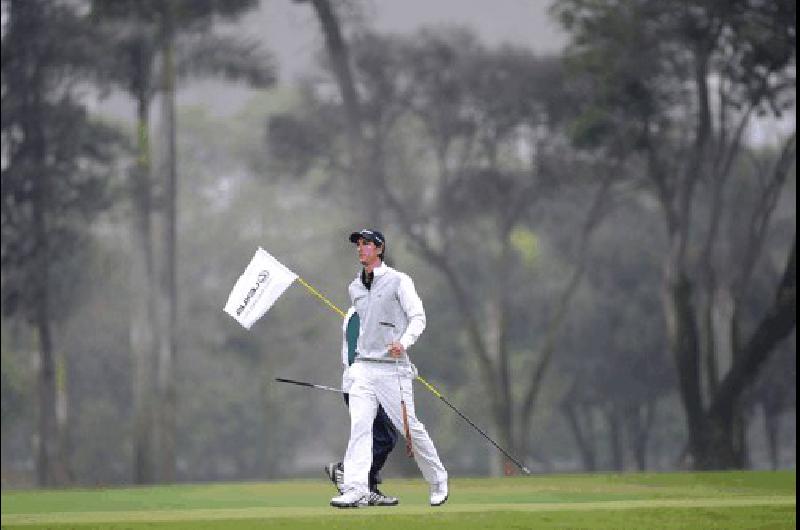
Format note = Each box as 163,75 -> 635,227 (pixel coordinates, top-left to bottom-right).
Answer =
346,312 -> 360,366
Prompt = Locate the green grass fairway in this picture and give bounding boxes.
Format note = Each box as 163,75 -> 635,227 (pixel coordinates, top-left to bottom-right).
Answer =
2,471 -> 795,529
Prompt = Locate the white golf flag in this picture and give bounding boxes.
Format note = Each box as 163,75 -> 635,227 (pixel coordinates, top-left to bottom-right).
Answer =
224,247 -> 298,329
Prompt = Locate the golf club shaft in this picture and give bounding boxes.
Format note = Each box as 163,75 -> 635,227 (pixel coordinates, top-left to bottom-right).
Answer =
416,376 -> 531,475
275,377 -> 345,394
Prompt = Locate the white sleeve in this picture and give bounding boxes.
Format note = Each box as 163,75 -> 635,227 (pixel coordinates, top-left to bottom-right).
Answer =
341,306 -> 356,367
397,274 -> 426,350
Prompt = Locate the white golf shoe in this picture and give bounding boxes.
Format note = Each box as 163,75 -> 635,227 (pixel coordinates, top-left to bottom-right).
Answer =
330,488 -> 368,508
429,480 -> 448,506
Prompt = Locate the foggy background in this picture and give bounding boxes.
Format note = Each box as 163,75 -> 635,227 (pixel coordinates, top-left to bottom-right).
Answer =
1,0 -> 795,489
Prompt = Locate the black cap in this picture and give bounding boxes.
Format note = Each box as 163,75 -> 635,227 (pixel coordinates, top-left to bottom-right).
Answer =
349,228 -> 385,246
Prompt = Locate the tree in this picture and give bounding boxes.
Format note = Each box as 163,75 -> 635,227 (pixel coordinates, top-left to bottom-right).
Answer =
90,0 -> 161,483
92,0 -> 275,483
269,25 -> 615,473
1,0 -> 124,486
557,201 -> 673,471
747,334 -> 795,469
294,0 -> 383,224
554,0 -> 796,469
153,0 -> 275,483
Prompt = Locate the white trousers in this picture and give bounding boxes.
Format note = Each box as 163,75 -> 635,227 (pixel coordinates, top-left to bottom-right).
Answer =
341,361 -> 448,494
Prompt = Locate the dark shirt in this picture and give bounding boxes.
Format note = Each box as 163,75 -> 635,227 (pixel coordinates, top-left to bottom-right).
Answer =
361,268 -> 375,290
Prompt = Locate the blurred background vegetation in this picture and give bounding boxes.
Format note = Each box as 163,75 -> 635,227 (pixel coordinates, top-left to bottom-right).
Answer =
1,0 -> 795,489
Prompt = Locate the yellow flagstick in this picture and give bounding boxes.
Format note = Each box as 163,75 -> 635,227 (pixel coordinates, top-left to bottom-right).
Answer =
414,375 -> 443,399
296,277 -> 346,318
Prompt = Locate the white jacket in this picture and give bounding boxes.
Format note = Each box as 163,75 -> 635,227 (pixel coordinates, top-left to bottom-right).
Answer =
347,263 -> 426,359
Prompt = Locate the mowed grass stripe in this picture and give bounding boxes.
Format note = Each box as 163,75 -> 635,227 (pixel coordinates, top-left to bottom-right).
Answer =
4,471 -> 795,515
3,495 -> 795,525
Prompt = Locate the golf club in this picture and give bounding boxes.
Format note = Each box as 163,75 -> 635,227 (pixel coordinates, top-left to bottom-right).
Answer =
275,377 -> 345,394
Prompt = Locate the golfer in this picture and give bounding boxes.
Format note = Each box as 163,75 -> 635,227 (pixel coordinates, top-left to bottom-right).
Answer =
330,229 -> 449,508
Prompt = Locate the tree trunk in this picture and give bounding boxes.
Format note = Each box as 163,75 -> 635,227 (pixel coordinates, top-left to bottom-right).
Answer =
695,239 -> 796,469
260,364 -> 280,479
156,3 -> 178,484
692,401 -> 745,469
130,91 -> 158,485
563,401 -> 596,471
607,407 -> 624,471
626,401 -> 655,471
711,240 -> 796,416
305,0 -> 381,224
762,402 -> 781,470
33,287 -> 69,486
494,235 -> 516,473
669,249 -> 795,471
663,269 -> 707,467
31,178 -> 71,488
24,14 -> 69,483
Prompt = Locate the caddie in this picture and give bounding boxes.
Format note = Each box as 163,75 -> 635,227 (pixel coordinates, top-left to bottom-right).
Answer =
324,303 -> 400,506
330,228 -> 449,508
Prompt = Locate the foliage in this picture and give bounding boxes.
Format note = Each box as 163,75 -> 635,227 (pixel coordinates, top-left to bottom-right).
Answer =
0,1 -> 795,487
553,0 -> 796,149
554,0 -> 796,470
0,321 -> 33,435
1,0 -> 126,321
1,0 -> 129,486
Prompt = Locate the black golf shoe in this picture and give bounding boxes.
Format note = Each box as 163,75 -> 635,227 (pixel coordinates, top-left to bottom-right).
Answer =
324,462 -> 344,494
368,489 -> 399,506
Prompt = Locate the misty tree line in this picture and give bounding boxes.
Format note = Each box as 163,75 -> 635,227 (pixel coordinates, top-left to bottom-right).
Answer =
1,0 -> 795,488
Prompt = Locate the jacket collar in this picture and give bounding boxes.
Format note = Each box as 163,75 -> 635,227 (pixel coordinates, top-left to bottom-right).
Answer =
356,261 -> 389,288
372,262 -> 389,277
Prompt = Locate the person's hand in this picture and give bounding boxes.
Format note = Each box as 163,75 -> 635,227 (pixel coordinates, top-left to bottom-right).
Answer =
388,341 -> 405,358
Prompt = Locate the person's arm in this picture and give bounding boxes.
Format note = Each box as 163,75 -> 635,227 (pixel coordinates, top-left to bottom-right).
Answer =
397,274 -> 426,351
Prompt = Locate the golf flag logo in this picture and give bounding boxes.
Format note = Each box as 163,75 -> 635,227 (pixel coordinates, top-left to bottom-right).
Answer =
224,247 -> 298,329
